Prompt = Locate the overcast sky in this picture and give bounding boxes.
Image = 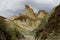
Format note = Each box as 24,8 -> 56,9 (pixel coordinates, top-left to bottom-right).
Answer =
0,0 -> 60,18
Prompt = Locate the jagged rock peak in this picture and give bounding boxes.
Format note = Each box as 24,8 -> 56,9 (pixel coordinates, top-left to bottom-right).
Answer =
24,4 -> 34,12
7,5 -> 48,21
8,10 -> 47,21
20,4 -> 35,19
36,10 -> 47,19
38,10 -> 47,14
25,4 -> 30,9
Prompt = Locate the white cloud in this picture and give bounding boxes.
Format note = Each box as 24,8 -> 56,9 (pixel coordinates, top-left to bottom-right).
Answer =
26,0 -> 60,12
0,0 -> 60,17
30,0 -> 59,6
0,0 -> 25,17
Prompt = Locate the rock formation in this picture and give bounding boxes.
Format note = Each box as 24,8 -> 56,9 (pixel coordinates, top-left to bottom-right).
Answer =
0,4 -> 60,40
7,5 -> 47,31
0,5 -> 47,40
36,4 -> 60,40
6,5 -> 47,40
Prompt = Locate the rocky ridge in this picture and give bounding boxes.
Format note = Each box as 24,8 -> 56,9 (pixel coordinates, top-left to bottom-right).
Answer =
36,4 -> 60,40
0,4 -> 60,40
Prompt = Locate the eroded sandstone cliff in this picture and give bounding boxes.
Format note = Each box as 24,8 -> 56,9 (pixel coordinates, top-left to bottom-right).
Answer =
0,4 -> 60,40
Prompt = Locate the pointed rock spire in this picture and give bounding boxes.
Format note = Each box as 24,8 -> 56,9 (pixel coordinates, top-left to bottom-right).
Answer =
21,4 -> 35,18
24,4 -> 33,12
36,10 -> 47,19
25,4 -> 30,9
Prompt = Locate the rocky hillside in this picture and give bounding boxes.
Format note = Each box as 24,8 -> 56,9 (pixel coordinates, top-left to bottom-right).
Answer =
0,4 -> 60,40
0,5 -> 47,40
36,4 -> 60,40
7,5 -> 47,32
